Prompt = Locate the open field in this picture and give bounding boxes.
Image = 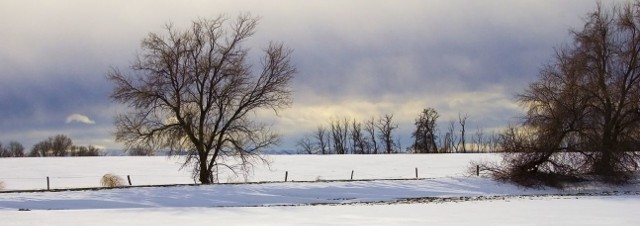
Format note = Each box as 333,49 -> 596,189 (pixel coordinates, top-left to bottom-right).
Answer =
0,154 -> 499,190
1,154 -> 639,225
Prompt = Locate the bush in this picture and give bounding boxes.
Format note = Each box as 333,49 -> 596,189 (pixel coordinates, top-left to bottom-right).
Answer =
100,174 -> 126,188
474,152 -> 589,188
0,180 -> 5,190
128,146 -> 154,156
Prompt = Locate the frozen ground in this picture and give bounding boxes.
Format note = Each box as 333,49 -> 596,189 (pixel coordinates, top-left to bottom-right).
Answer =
3,196 -> 639,226
0,154 -> 499,190
1,154 -> 639,225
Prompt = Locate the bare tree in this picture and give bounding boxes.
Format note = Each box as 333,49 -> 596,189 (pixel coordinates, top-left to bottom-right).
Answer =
8,141 -> 25,157
128,145 -> 155,156
441,131 -> 453,153
489,1 -> 640,186
377,114 -> 398,154
296,135 -> 316,154
411,108 -> 439,153
350,120 -> 367,154
315,126 -> 329,154
330,118 -> 350,154
473,127 -> 486,153
0,141 -> 24,157
51,135 -> 73,156
29,134 -> 73,157
447,121 -> 459,153
458,113 -> 468,153
71,145 -> 102,156
488,132 -> 502,153
29,140 -> 51,157
364,117 -> 379,154
107,14 -> 295,184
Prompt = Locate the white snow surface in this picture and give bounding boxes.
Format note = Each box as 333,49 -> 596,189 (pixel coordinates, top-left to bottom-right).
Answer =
1,154 -> 639,225
0,154 -> 499,190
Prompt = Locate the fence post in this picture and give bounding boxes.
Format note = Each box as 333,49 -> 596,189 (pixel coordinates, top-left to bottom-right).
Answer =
46,176 -> 50,190
415,168 -> 419,179
284,171 -> 288,182
127,175 -> 132,186
350,170 -> 354,180
476,165 -> 480,176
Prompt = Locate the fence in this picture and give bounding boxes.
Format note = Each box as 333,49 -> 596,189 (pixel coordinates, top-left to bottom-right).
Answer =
0,166 -> 485,192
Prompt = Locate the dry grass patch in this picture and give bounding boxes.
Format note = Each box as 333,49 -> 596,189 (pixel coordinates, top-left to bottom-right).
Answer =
100,174 -> 126,188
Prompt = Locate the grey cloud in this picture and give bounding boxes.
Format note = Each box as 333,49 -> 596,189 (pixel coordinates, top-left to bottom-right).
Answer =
0,0 -> 630,151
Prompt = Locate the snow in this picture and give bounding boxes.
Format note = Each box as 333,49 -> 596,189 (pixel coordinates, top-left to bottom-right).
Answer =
0,178 -> 565,210
2,196 -> 639,226
0,154 -> 639,225
0,154 -> 499,190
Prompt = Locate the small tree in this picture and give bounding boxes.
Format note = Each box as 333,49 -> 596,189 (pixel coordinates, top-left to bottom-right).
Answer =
330,118 -> 350,154
446,121 -> 459,153
315,126 -> 329,154
473,128 -> 487,153
377,114 -> 398,154
108,14 -> 295,184
350,120 -> 367,154
411,108 -> 439,153
71,145 -> 102,156
364,118 -> 379,154
128,145 -> 155,156
296,135 -> 317,154
458,113 -> 468,153
8,141 -> 25,157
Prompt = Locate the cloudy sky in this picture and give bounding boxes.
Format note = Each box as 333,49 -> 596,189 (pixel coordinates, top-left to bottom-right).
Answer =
0,0 -> 628,152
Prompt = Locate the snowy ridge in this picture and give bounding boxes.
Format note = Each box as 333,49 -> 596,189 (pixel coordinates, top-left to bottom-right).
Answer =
1,176 -> 639,210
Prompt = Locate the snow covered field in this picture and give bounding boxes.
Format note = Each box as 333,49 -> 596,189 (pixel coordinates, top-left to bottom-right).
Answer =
1,154 -> 639,225
0,154 -> 499,190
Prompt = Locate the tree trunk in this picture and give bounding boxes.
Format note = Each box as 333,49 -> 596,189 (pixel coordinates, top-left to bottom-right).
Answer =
199,155 -> 212,184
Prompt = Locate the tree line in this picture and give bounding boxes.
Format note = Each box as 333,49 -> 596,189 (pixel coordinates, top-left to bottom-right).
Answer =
296,114 -> 400,155
296,108 -> 504,154
0,134 -> 101,157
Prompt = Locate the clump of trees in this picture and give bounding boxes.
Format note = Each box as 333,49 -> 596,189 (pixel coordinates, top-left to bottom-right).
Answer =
28,134 -> 102,157
482,1 -> 640,187
297,109 -> 503,154
0,135 -> 101,158
127,145 -> 155,156
297,114 -> 400,155
108,13 -> 295,184
0,141 -> 25,157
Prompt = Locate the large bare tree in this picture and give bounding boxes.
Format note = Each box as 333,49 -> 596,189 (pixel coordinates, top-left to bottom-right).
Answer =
488,2 -> 640,186
108,14 -> 295,184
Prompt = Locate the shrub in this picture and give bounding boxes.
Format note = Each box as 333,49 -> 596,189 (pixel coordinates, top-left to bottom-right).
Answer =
128,146 -> 154,156
0,180 -> 5,190
100,174 -> 125,188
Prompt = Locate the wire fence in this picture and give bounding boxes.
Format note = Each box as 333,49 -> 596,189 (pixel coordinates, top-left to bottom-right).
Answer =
0,165 -> 482,192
